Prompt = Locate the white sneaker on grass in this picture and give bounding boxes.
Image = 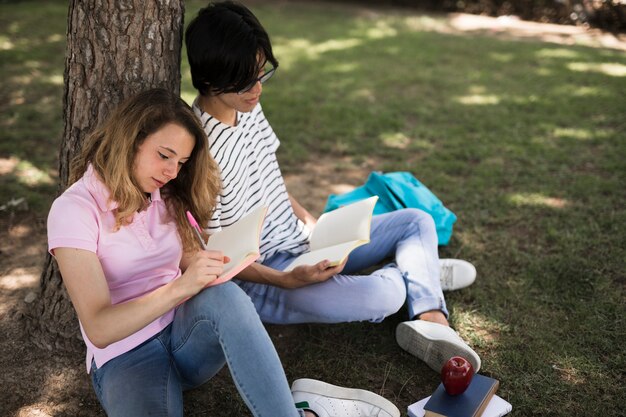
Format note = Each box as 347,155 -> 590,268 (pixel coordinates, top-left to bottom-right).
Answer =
439,259 -> 476,291
292,378 -> 400,417
395,320 -> 481,373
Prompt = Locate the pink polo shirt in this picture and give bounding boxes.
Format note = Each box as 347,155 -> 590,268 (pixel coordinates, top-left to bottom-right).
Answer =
47,165 -> 181,372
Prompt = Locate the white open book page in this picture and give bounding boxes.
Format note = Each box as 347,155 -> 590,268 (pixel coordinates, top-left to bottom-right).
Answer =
205,205 -> 267,279
284,196 -> 378,271
309,196 -> 378,250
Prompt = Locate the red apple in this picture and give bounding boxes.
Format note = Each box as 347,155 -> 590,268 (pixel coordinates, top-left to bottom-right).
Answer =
441,356 -> 474,395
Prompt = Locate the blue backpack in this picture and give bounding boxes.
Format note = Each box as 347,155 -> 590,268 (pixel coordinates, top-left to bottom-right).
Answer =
323,172 -> 457,245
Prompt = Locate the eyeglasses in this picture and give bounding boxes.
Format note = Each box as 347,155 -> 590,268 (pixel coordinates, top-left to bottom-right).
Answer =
237,66 -> 277,95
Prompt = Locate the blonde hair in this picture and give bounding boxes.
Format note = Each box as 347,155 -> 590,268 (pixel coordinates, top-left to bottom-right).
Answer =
69,88 -> 220,252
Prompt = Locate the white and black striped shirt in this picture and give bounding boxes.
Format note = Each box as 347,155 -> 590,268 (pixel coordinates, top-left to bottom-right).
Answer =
193,100 -> 310,262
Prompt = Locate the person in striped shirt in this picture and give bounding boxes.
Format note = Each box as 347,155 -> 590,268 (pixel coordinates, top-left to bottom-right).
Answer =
186,1 -> 482,377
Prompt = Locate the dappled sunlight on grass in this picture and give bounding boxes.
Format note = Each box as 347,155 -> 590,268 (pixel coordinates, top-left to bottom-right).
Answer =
400,10 -> 626,51
312,38 -> 363,55
455,85 -> 502,105
452,228 -> 487,254
0,156 -> 19,175
16,161 -> 54,186
44,74 -> 63,85
450,308 -> 508,351
551,84 -> 608,98
274,37 -> 363,69
404,15 -> 449,33
9,73 -> 35,87
455,94 -> 501,105
0,35 -> 14,50
0,157 -> 54,186
348,87 -> 376,103
509,93 -> 541,105
552,127 -> 595,140
24,60 -> 44,69
536,48 -> 581,59
379,131 -> 436,152
362,20 -> 398,40
326,62 -> 359,74
550,361 -> 585,385
507,192 -> 569,209
46,33 -> 63,43
380,132 -> 411,149
567,61 -> 626,76
536,67 -> 554,76
8,64 -> 64,84
2,34 -> 63,51
489,52 -> 514,62
569,86 -> 605,97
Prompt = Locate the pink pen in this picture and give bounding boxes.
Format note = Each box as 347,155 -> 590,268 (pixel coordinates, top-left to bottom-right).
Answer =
186,211 -> 207,250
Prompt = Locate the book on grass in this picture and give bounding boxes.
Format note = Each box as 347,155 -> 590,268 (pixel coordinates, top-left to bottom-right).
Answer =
421,374 -> 500,417
408,394 -> 511,417
203,205 -> 267,286
283,196 -> 378,272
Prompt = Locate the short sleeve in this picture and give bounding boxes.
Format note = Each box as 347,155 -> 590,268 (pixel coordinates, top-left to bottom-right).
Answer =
47,192 -> 100,255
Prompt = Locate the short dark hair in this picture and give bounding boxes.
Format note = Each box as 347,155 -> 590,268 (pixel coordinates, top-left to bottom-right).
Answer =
185,1 -> 279,95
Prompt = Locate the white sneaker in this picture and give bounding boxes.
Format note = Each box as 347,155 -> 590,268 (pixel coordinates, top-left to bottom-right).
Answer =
439,259 -> 476,291
292,378 -> 400,417
395,320 -> 481,373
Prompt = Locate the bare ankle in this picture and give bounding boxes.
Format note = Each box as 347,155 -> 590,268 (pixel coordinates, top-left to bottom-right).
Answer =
417,310 -> 449,326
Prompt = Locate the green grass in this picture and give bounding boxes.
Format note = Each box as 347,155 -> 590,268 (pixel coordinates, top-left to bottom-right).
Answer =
2,0 -> 625,415
0,0 -> 66,212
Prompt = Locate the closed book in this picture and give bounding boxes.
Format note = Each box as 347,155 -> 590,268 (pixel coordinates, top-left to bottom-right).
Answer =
408,394 -> 512,417
424,374 -> 500,417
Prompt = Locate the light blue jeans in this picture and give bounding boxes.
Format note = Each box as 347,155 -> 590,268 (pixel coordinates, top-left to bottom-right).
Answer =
237,208 -> 447,324
90,282 -> 299,417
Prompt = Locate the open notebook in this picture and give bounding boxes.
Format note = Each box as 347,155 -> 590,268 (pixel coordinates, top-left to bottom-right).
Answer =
203,205 -> 267,286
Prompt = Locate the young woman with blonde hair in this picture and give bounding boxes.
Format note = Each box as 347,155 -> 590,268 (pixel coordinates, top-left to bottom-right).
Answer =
48,88 -> 368,416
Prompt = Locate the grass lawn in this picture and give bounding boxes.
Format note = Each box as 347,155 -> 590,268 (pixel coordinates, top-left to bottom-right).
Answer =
1,0 -> 625,416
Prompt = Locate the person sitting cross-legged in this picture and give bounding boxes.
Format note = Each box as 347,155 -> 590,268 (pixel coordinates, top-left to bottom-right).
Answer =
185,1 -> 481,375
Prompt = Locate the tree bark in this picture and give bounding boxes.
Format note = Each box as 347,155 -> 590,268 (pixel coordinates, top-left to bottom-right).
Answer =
26,0 -> 185,352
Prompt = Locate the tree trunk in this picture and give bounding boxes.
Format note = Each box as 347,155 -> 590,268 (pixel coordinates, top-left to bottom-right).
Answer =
26,0 -> 185,352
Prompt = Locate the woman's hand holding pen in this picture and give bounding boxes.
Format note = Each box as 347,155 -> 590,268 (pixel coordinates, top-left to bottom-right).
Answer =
179,250 -> 229,296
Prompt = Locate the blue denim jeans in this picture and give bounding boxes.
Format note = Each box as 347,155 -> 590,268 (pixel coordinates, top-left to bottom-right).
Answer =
236,208 -> 447,324
90,282 -> 299,417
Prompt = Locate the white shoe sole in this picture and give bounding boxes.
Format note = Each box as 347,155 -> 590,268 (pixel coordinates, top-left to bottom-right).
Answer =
292,378 -> 400,417
395,321 -> 481,373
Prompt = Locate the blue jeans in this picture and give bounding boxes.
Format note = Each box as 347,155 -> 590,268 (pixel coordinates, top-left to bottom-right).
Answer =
236,208 -> 447,324
90,282 -> 299,417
